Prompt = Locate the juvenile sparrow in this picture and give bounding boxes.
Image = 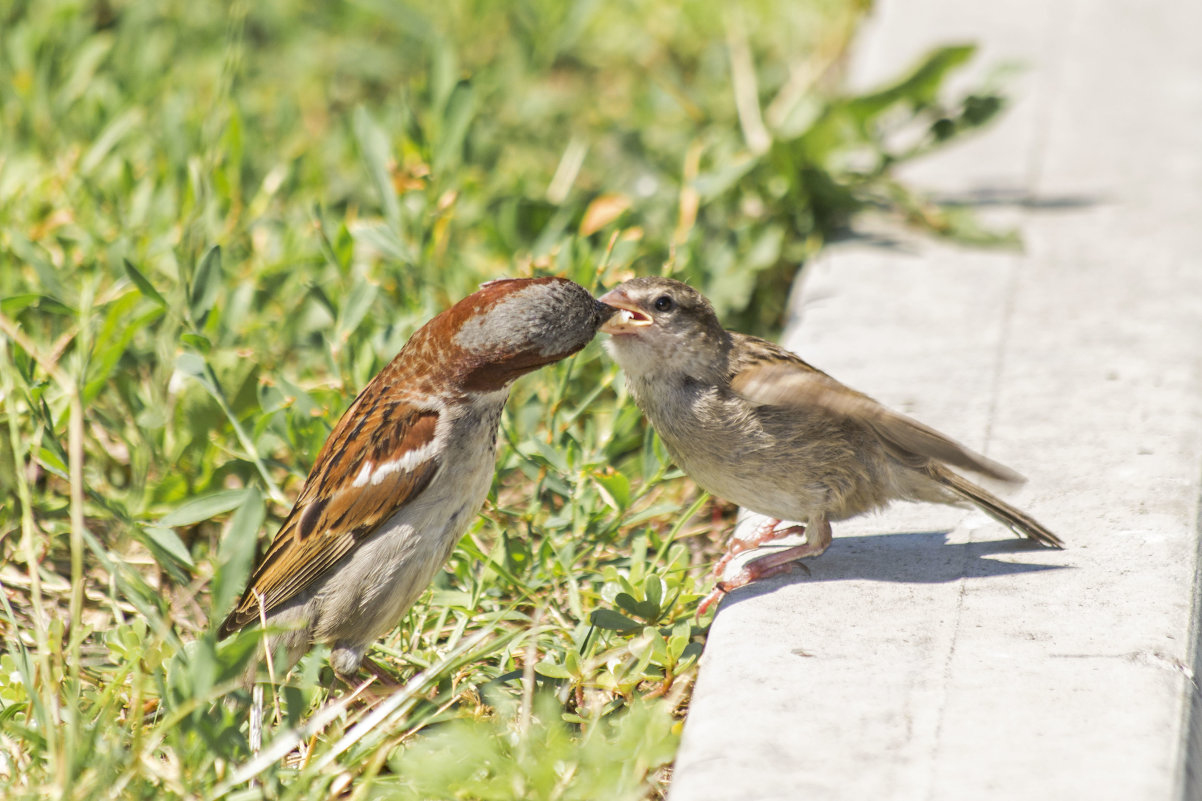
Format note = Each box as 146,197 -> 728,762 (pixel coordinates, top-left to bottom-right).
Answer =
599,277 -> 1062,610
218,277 -> 615,677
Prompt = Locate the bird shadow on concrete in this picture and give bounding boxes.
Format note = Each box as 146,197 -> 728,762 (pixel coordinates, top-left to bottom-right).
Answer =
721,530 -> 1067,607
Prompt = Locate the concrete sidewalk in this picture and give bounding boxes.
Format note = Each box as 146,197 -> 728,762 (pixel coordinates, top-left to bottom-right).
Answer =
669,2 -> 1202,800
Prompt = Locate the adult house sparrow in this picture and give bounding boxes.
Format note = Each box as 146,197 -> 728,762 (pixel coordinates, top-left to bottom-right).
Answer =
218,277 -> 615,678
599,277 -> 1062,611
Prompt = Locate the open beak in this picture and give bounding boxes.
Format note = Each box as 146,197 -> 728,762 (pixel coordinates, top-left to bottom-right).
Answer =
598,289 -> 653,335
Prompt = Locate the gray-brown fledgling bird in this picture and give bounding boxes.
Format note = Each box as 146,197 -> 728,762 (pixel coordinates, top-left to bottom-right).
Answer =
218,277 -> 615,677
598,277 -> 1061,612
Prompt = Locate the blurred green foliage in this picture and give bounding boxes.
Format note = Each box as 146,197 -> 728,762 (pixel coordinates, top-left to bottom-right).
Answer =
0,0 -> 1007,797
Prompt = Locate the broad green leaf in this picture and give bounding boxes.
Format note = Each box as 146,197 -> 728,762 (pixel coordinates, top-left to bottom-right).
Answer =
589,609 -> 643,633
142,524 -> 195,569
848,44 -> 977,118
525,437 -> 570,474
85,296 -> 162,404
189,245 -> 222,324
428,590 -> 474,608
159,488 -> 251,528
60,34 -> 113,105
644,575 -> 665,611
352,221 -> 414,265
211,487 -> 264,619
353,106 -> 400,226
534,660 -> 572,680
0,294 -> 42,315
666,621 -> 691,662
693,153 -> 759,200
433,79 -> 475,175
174,351 -> 209,384
615,592 -> 659,623
179,332 -> 211,352
122,259 -> 167,308
36,446 -> 68,478
564,646 -> 582,675
336,281 -> 379,341
593,471 -> 631,511
81,107 -> 142,174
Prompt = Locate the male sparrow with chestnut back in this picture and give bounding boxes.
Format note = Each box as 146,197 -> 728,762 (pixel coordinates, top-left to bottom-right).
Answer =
599,277 -> 1061,611
218,277 -> 615,677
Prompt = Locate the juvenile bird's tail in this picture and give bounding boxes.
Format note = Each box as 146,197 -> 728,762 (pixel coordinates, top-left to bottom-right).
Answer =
930,465 -> 1064,548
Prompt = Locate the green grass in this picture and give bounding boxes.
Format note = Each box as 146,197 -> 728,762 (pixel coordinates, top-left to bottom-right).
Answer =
0,1 -> 1008,798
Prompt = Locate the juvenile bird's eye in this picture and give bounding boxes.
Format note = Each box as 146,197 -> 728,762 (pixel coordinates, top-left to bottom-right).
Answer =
653,295 -> 674,312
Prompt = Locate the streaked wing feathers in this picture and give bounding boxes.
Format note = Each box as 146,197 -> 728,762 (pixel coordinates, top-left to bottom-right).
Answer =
218,400 -> 441,636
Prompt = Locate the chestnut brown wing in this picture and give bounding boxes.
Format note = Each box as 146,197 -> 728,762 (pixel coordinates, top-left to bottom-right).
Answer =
218,402 -> 441,637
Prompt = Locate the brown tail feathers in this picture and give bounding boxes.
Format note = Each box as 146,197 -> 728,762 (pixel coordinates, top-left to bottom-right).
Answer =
930,465 -> 1064,548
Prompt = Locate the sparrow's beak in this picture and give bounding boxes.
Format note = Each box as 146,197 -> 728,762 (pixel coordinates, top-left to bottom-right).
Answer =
594,298 -> 619,324
598,289 -> 653,335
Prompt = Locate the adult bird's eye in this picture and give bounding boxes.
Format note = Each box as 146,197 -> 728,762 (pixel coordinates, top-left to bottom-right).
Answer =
653,295 -> 674,312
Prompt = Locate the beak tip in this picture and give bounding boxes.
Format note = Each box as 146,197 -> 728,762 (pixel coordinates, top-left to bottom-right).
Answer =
595,288 -> 652,334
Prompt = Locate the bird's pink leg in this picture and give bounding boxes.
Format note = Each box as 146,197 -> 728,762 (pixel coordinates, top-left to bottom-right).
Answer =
709,518 -> 804,582
698,517 -> 831,616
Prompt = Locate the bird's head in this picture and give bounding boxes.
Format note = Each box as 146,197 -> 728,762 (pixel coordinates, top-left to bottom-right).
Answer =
598,277 -> 729,381
419,277 -> 616,392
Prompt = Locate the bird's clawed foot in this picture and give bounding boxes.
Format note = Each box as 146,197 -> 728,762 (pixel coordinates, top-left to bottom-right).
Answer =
698,520 -> 810,618
697,518 -> 832,617
708,519 -> 805,584
697,555 -> 812,617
